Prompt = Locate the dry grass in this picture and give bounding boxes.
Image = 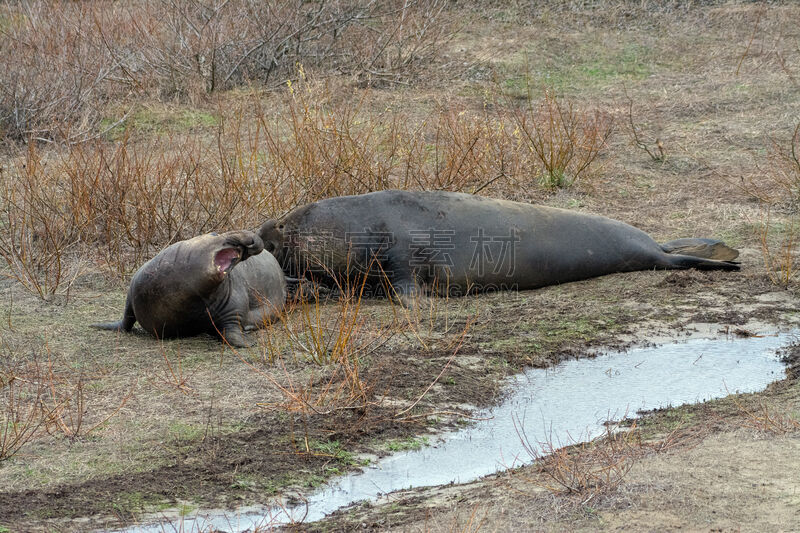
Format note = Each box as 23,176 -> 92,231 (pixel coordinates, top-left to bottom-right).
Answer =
731,395 -> 800,436
514,419 -> 644,501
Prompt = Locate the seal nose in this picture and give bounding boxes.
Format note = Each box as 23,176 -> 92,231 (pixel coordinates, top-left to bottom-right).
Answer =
245,235 -> 264,257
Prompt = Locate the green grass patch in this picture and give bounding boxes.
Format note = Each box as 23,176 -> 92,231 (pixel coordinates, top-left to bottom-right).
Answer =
101,107 -> 219,139
178,502 -> 198,516
498,42 -> 654,97
167,421 -> 205,442
310,439 -> 357,465
633,405 -> 697,440
110,491 -> 168,516
385,436 -> 430,452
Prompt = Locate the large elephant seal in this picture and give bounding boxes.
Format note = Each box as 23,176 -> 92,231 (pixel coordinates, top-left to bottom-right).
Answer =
93,230 -> 286,347
259,190 -> 738,304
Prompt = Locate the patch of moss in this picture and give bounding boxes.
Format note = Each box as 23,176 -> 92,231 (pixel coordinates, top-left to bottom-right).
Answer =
480,311 -> 622,359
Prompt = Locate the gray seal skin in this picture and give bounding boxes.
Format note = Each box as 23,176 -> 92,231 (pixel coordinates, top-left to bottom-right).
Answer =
259,190 -> 739,305
93,230 -> 286,347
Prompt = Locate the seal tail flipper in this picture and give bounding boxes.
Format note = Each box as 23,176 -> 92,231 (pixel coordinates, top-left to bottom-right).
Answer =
659,253 -> 741,271
91,297 -> 136,332
660,238 -> 739,261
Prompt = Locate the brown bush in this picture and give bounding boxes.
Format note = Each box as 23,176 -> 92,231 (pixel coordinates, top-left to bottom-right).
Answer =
514,89 -> 614,189
747,123 -> 800,287
0,75 -> 614,297
0,0 -> 456,142
1,362 -> 49,462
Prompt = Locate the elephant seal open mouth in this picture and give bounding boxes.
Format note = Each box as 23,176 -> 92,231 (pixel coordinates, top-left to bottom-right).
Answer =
214,247 -> 241,274
93,230 -> 286,347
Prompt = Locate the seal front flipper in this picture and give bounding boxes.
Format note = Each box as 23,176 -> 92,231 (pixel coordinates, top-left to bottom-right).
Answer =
91,295 -> 136,332
217,321 -> 255,348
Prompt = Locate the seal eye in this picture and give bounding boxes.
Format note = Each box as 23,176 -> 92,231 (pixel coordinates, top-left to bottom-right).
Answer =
277,224 -> 285,231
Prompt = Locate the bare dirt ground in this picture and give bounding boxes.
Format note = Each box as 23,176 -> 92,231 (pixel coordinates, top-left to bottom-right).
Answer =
2,1 -> 800,532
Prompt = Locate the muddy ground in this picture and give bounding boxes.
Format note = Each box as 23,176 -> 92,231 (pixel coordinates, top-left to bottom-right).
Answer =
2,1 -> 800,532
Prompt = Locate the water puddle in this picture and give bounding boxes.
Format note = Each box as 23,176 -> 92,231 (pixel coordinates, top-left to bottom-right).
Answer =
120,331 -> 796,532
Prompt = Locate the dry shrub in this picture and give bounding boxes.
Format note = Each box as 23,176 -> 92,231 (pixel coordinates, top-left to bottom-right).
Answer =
1,347 -> 130,456
433,504 -> 488,533
38,353 -> 134,441
237,270 -> 474,447
254,75 -> 526,203
276,275 -> 391,368
229,282 -> 391,452
0,130 -> 269,290
239,277 -> 389,417
255,75 -> 401,203
393,283 -> 478,353
624,86 -> 665,163
258,76 -> 611,198
749,123 -> 800,287
0,0 -> 456,141
456,505 -> 489,533
58,134 -> 267,276
747,124 -> 800,206
0,144 -> 87,299
768,123 -> 800,206
731,396 -> 800,436
515,418 -> 643,501
119,0 -> 455,94
513,89 -> 614,189
408,105 -> 515,192
148,344 -> 195,396
758,207 -> 799,287
0,360 -> 51,462
0,2 -> 125,142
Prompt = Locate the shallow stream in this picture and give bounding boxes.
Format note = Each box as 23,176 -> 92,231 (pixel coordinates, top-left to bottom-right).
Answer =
120,331 -> 796,532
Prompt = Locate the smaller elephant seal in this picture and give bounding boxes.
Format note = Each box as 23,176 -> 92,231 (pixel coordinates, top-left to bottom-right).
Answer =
93,230 -> 286,347
259,190 -> 739,304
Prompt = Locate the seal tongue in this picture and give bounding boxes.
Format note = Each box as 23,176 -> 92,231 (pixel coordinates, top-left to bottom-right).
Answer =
214,248 -> 240,273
